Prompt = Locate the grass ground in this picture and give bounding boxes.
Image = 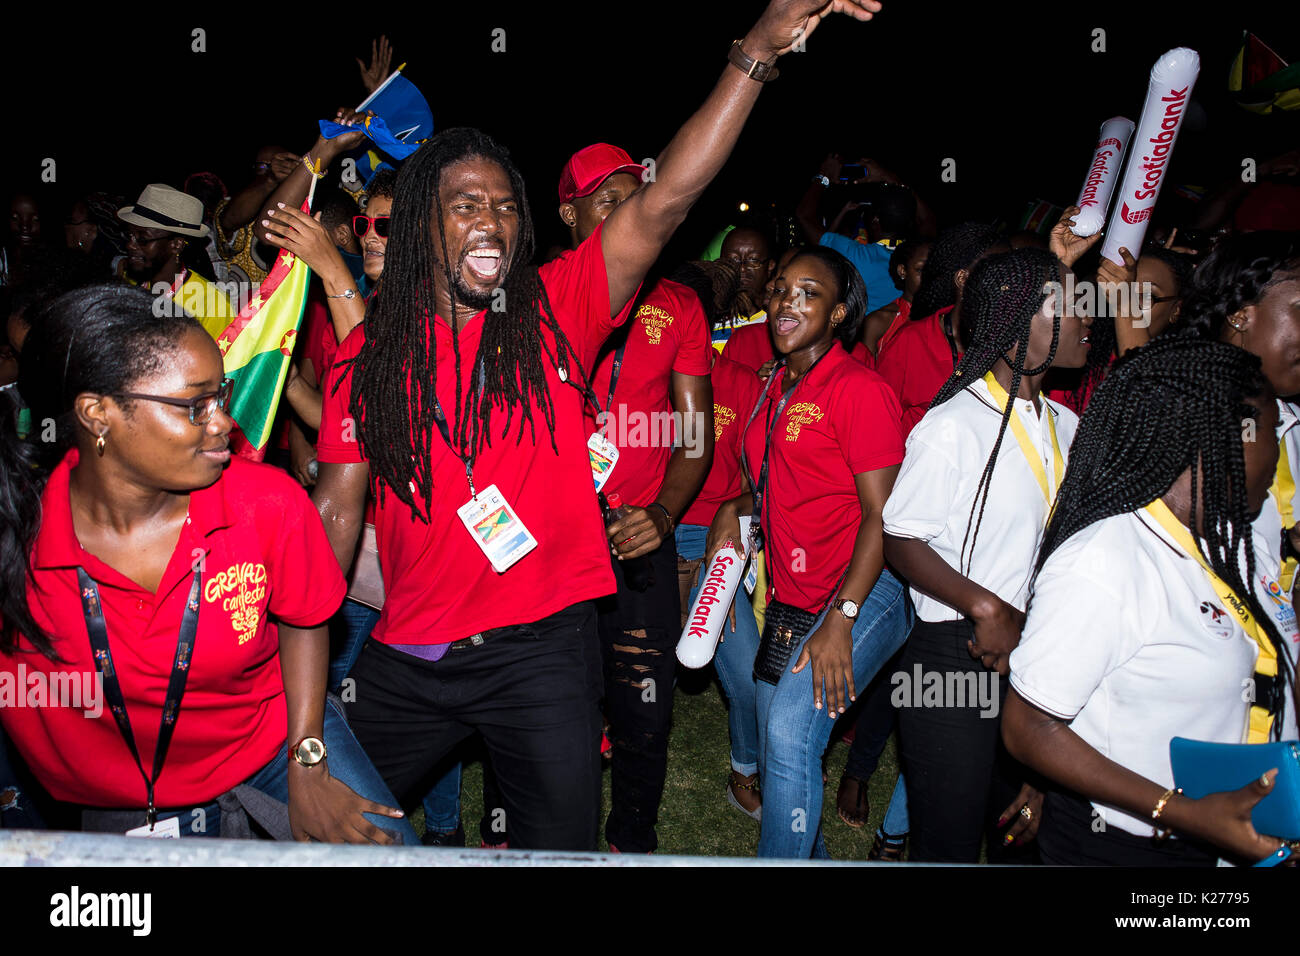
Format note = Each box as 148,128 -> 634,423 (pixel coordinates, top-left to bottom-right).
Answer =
412,669 -> 903,859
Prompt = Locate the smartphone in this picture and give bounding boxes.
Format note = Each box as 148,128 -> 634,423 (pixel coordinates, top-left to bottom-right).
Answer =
838,163 -> 865,183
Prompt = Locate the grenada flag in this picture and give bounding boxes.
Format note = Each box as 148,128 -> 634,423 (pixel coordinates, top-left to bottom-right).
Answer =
216,200 -> 312,460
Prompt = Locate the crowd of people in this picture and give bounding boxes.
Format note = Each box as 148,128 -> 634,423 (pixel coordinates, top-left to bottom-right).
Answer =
2,0 -> 1300,865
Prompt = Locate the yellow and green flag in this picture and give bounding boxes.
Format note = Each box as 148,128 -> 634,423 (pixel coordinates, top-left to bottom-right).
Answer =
218,201 -> 312,460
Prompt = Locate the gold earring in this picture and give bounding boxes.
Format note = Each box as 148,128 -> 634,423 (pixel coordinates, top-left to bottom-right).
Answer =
95,434 -> 106,457
1229,318 -> 1246,332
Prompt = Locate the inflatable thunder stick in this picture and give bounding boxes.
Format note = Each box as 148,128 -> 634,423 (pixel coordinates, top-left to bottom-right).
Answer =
677,516 -> 752,669
1069,116 -> 1135,237
1100,48 -> 1200,267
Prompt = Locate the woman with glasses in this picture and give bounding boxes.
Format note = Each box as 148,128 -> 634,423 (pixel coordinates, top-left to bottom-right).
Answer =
0,284 -> 417,843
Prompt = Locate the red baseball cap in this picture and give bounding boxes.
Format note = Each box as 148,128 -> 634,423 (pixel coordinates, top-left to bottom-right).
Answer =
558,144 -> 647,203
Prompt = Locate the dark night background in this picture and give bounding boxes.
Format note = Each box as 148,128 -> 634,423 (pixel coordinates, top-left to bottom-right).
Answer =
3,0 -> 1295,259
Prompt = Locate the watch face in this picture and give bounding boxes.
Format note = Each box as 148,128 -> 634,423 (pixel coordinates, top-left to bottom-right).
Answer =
295,737 -> 326,765
841,600 -> 860,619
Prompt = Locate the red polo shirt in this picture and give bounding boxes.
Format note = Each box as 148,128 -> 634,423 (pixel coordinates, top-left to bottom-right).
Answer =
0,450 -> 346,808
588,278 -> 712,507
875,297 -> 911,354
742,344 -> 904,613
721,319 -> 775,373
874,306 -> 960,438
317,222 -> 635,645
682,353 -> 763,528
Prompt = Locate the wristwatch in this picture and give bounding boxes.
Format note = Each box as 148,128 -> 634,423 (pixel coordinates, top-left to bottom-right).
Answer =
327,288 -> 359,300
813,174 -> 831,188
290,736 -> 327,767
833,598 -> 861,621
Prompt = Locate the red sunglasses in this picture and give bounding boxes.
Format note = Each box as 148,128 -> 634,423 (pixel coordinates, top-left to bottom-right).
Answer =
352,215 -> 391,239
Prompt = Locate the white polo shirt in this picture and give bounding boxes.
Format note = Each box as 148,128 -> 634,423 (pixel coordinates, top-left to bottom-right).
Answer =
882,378 -> 1078,622
1250,400 -> 1300,738
1011,508 -> 1259,837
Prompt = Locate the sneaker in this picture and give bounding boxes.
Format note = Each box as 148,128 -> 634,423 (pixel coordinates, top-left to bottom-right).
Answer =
421,823 -> 465,847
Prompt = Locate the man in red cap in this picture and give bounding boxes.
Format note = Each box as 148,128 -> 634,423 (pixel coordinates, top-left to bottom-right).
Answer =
309,0 -> 885,852
558,144 -> 714,853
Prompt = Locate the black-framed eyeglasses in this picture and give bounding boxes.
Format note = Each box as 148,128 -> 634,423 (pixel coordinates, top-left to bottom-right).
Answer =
116,378 -> 234,426
353,215 -> 391,239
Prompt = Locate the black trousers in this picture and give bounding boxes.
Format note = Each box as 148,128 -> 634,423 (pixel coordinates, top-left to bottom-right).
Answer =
345,601 -> 603,851
1038,789 -> 1219,866
896,618 -> 1038,863
596,536 -> 681,853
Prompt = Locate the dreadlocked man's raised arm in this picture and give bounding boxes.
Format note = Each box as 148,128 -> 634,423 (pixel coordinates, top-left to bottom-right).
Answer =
600,0 -> 882,317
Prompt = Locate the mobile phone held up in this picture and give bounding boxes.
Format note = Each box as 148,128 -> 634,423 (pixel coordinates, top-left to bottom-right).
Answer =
838,163 -> 865,183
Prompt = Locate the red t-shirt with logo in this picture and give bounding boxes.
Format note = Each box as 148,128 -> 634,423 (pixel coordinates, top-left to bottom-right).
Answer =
588,278 -> 712,507
0,450 -> 346,808
874,306 -> 960,438
682,353 -> 763,528
317,223 -> 634,645
742,344 -> 904,612
721,320 -> 775,373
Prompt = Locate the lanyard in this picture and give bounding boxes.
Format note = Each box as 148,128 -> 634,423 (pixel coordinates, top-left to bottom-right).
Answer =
1142,499 -> 1279,743
1269,434 -> 1297,591
982,373 -> 1063,511
603,341 -> 628,414
432,357 -> 489,499
740,348 -> 833,550
78,566 -> 202,827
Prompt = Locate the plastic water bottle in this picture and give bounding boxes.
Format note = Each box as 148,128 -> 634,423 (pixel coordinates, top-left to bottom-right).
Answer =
599,491 -> 654,592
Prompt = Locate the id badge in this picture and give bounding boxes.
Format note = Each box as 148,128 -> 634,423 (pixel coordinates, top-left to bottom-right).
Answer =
740,516 -> 758,595
588,432 -> 620,492
126,815 -> 181,839
457,484 -> 538,573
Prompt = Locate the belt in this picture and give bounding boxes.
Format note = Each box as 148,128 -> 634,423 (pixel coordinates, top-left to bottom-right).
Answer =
446,625 -> 515,651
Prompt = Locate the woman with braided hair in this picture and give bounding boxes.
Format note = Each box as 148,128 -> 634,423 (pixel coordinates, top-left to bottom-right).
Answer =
881,247 -> 1093,862
1004,335 -> 1289,866
1167,231 -> 1300,737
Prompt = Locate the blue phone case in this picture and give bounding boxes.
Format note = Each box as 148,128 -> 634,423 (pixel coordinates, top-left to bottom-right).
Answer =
1169,737 -> 1300,840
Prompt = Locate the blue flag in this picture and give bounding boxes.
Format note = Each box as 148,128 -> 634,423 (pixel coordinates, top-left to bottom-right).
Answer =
318,71 -> 434,180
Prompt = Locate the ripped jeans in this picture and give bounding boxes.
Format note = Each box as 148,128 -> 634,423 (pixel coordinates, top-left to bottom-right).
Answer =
596,535 -> 681,853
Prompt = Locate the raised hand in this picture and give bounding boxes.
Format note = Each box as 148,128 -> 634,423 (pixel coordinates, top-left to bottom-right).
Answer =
745,0 -> 884,60
1050,206 -> 1103,268
357,36 -> 393,94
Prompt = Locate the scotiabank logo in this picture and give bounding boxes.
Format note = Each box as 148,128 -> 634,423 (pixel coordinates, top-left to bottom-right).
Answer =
1097,137 -> 1122,151
1120,202 -> 1152,225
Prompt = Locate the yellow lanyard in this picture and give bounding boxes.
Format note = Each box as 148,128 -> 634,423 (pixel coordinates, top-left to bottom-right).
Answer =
1143,498 -> 1278,743
1268,434 -> 1297,591
982,373 -> 1064,508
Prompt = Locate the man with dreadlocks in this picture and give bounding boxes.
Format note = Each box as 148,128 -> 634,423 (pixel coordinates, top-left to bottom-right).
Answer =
881,247 -> 1093,863
310,0 -> 886,851
1004,335 -> 1289,867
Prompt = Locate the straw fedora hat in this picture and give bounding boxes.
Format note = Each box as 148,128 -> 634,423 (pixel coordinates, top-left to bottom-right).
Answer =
118,184 -> 210,238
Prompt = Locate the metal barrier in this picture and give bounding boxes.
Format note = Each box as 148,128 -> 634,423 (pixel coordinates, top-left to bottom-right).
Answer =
0,829 -> 897,866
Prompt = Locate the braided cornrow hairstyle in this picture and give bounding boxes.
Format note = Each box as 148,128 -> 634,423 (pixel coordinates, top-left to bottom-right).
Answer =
343,128 -> 591,521
909,222 -> 1003,323
931,247 -> 1064,573
1031,335 -> 1290,730
1167,231 -> 1300,344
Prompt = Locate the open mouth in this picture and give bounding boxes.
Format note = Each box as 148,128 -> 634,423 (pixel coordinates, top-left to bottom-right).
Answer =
464,246 -> 503,281
775,314 -> 800,335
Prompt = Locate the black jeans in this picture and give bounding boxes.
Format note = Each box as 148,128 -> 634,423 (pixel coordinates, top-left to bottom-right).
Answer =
1039,789 -> 1219,866
843,646 -> 906,781
345,601 -> 603,851
896,618 -> 1038,863
596,535 -> 681,853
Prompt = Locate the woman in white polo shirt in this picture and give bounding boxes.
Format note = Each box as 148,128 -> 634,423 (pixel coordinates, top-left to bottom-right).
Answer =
1166,233 -> 1300,737
1004,335 -> 1289,866
882,247 -> 1092,862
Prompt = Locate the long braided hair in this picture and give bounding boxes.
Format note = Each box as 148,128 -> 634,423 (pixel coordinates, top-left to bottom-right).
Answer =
1031,335 -> 1290,728
931,247 -> 1064,573
909,222 -> 1004,325
344,128 -> 589,521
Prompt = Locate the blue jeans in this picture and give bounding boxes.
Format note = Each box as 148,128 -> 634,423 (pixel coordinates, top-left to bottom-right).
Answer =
125,696 -> 419,843
330,599 -> 381,694
882,774 -> 909,835
678,523 -> 760,776
755,569 -> 912,859
421,763 -> 463,835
